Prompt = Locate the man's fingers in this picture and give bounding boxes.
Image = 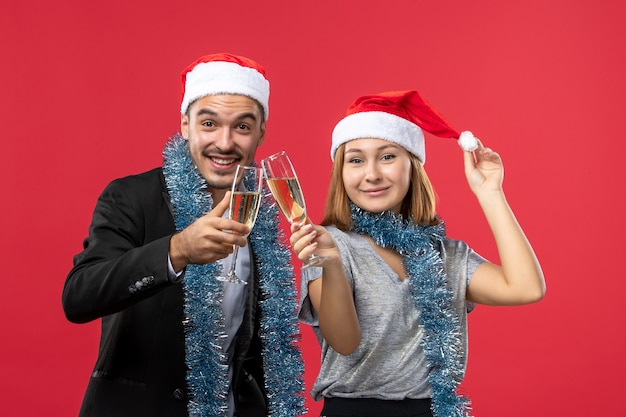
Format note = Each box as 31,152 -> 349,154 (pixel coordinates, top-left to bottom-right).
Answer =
208,191 -> 231,218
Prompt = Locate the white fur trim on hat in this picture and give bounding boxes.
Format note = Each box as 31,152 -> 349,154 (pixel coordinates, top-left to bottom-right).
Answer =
458,130 -> 478,152
331,111 -> 426,162
180,61 -> 270,119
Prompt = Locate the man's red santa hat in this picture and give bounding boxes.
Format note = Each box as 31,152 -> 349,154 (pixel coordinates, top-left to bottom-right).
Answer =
180,53 -> 270,119
331,90 -> 478,162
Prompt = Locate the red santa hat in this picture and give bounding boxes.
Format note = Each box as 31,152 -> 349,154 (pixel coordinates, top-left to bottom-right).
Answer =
330,90 -> 478,162
180,53 -> 270,119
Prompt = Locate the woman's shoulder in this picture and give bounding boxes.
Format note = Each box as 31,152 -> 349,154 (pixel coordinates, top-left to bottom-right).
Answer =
441,236 -> 469,249
439,237 -> 474,258
440,236 -> 488,271
324,226 -> 368,246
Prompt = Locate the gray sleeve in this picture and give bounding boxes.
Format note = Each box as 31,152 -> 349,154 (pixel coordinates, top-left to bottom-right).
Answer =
466,248 -> 485,313
441,238 -> 488,313
298,265 -> 323,326
466,247 -> 487,285
297,227 -> 354,327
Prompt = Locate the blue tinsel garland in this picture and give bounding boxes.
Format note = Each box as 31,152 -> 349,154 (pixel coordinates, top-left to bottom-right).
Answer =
163,135 -> 305,417
350,204 -> 472,417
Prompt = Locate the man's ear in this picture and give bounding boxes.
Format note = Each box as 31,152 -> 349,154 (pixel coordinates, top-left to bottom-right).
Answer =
257,121 -> 267,146
180,113 -> 189,139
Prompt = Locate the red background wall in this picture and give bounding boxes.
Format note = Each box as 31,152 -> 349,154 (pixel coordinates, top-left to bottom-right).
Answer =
1,1 -> 625,415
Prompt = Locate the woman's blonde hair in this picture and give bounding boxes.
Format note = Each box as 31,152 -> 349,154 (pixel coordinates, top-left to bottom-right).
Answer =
321,143 -> 441,231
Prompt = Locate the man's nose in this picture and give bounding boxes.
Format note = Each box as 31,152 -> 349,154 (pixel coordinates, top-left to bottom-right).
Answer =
214,127 -> 235,150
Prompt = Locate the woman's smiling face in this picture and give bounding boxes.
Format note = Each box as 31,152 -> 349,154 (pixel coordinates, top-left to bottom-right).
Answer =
342,138 -> 412,214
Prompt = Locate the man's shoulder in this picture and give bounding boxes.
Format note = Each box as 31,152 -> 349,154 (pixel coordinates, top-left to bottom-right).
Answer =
112,167 -> 164,184
107,167 -> 166,195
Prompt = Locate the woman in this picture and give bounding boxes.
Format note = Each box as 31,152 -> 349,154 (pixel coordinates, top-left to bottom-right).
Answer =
290,90 -> 545,417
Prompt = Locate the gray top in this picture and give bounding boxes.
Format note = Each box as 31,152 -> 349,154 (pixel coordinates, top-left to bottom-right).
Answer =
299,226 -> 486,401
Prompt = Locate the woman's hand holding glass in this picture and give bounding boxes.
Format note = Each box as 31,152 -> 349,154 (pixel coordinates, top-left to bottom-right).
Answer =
289,222 -> 338,268
261,151 -> 329,268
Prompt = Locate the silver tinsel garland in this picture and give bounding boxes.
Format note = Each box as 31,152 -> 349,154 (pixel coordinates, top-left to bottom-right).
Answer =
350,204 -> 472,417
163,135 -> 305,417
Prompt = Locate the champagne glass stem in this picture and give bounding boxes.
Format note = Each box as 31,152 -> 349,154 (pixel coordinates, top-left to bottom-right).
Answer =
226,245 -> 240,279
302,249 -> 325,269
297,220 -> 328,269
218,244 -> 246,284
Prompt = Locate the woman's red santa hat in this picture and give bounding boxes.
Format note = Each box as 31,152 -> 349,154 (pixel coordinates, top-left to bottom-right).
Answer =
331,90 -> 478,162
180,53 -> 270,119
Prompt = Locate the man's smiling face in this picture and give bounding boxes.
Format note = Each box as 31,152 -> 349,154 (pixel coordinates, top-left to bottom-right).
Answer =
181,94 -> 266,202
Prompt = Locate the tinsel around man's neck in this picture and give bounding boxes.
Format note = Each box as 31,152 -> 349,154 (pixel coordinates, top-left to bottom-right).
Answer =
162,134 -> 305,417
349,203 -> 472,417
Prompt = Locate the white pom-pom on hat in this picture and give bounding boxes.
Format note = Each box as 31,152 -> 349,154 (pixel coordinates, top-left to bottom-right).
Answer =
458,131 -> 479,152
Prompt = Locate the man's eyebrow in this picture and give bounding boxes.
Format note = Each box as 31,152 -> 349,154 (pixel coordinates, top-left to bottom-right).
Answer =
195,108 -> 218,117
194,109 -> 259,122
234,112 -> 259,122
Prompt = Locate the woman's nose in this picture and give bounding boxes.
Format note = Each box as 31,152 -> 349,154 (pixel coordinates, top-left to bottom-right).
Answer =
364,162 -> 382,181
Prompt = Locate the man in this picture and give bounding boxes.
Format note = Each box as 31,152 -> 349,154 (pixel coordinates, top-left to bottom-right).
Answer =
62,54 -> 304,417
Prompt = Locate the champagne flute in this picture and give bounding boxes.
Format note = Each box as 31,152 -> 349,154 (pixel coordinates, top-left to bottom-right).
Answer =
261,151 -> 328,268
216,165 -> 264,284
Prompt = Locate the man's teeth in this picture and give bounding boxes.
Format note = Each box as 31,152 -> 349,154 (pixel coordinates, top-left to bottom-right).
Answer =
211,157 -> 236,165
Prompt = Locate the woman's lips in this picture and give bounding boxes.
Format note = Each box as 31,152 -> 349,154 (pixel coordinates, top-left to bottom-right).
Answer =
362,187 -> 388,197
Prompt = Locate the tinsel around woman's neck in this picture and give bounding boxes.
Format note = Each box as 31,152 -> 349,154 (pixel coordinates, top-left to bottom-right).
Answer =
349,203 -> 472,417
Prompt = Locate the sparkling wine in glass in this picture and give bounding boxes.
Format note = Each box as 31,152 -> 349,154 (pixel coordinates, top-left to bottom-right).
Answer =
262,151 -> 328,268
216,165 -> 263,284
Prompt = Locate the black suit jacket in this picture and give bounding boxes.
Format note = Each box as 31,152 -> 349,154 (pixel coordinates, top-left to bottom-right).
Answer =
62,168 -> 266,417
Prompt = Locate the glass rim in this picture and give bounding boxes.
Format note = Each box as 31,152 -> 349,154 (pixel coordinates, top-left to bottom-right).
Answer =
263,150 -> 289,161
